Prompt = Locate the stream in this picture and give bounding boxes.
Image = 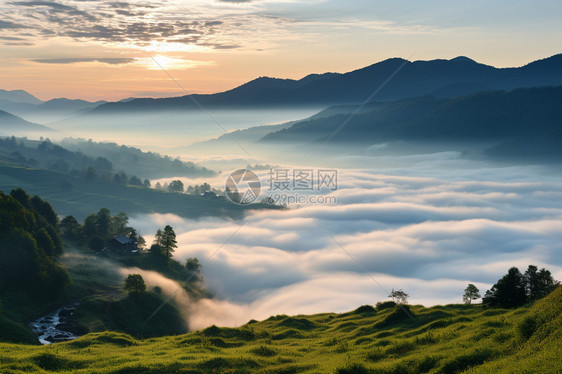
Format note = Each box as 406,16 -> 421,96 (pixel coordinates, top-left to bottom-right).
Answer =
30,303 -> 80,344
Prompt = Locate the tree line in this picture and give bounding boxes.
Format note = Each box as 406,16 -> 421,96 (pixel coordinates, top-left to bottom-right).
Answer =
382,264 -> 557,309
59,209 -> 146,252
0,137 -> 151,188
0,188 -> 70,300
154,180 -> 223,196
463,265 -> 558,308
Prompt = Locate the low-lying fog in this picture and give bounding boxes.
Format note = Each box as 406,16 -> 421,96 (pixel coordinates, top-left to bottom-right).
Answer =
44,108 -> 321,152
37,107 -> 562,330
130,152 -> 562,330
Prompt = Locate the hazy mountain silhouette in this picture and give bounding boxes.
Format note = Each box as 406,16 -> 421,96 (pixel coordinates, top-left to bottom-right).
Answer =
0,109 -> 55,136
32,98 -> 107,112
85,54 -> 562,113
0,89 -> 43,105
1,97 -> 107,124
260,86 -> 562,146
0,89 -> 44,117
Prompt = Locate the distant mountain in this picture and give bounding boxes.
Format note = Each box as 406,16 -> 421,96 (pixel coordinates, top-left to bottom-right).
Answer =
3,98 -> 107,124
33,98 -> 107,113
118,97 -> 138,103
86,54 -> 562,114
0,89 -> 43,105
260,86 -> 562,147
186,122 -> 295,152
185,105 -> 344,151
0,101 -> 37,116
0,89 -> 44,118
0,109 -> 55,136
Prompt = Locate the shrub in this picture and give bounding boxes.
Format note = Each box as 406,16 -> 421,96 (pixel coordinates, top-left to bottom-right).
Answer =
441,348 -> 494,374
251,345 -> 277,357
335,363 -> 373,374
32,353 -> 83,371
386,341 -> 416,355
376,301 -> 396,310
366,348 -> 385,362
353,305 -> 376,314
518,316 -> 538,340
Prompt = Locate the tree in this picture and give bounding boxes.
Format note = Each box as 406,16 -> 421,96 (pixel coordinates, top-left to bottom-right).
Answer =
35,228 -> 56,258
129,176 -> 142,186
60,215 -> 80,239
119,172 -> 128,185
137,235 -> 146,250
111,212 -> 129,236
82,214 -> 98,238
185,258 -> 201,273
88,236 -> 105,251
523,265 -> 558,300
149,243 -> 164,259
0,190 -> 70,299
388,288 -> 409,305
95,157 -> 112,175
86,167 -> 97,180
463,284 -> 481,304
10,188 -> 31,208
153,229 -> 164,246
161,225 -> 177,260
483,267 -> 527,308
113,173 -> 122,184
168,180 -> 184,193
128,228 -> 138,243
96,208 -> 111,238
124,274 -> 146,294
94,157 -> 113,176
31,195 -> 58,227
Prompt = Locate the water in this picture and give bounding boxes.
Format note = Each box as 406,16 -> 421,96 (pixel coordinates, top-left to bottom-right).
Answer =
30,303 -> 80,344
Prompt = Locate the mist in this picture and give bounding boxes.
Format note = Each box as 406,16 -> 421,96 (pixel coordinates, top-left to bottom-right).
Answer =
129,154 -> 562,329
40,108 -> 322,153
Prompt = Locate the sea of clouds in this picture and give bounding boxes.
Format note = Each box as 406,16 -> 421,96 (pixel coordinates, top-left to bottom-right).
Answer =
131,153 -> 562,330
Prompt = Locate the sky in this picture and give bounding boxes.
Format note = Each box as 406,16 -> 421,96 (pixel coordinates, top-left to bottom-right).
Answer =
1,0 -> 561,101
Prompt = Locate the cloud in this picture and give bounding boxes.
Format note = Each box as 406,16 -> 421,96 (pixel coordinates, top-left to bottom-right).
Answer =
2,0 -> 434,54
0,20 -> 26,29
0,36 -> 27,40
119,267 -> 192,328
10,1 -> 99,22
128,163 -> 562,330
31,57 -> 135,64
1,0 -> 266,51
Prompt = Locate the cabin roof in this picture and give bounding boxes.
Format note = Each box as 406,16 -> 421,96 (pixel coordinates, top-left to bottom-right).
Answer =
113,235 -> 132,244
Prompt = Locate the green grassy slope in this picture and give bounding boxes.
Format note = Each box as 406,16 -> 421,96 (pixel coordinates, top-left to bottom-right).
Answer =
0,162 -> 277,220
1,287 -> 560,374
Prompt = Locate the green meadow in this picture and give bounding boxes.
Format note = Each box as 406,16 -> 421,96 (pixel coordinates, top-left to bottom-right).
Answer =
1,287 -> 560,373
0,161 -> 275,220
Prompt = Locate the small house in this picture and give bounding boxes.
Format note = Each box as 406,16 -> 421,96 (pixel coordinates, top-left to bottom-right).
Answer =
110,235 -> 137,254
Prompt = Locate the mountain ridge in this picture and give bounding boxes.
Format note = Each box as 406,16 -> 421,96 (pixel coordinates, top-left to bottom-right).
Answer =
0,109 -> 55,136
0,89 -> 43,105
259,85 -> 562,162
83,54 -> 562,114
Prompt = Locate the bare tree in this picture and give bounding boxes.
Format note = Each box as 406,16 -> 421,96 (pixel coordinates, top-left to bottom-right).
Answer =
388,288 -> 409,305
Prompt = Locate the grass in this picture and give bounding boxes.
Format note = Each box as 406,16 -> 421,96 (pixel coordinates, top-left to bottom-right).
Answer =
0,161 -> 278,220
1,287 -> 560,373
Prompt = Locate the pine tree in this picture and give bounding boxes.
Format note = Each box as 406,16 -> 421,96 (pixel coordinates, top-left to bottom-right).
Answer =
161,225 -> 177,261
